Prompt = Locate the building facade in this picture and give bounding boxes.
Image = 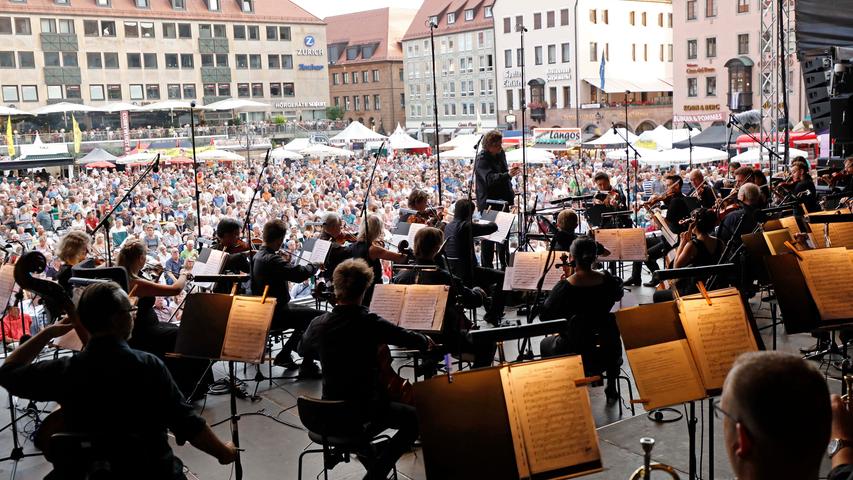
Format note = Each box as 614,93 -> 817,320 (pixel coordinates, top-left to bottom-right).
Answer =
672,0 -> 804,128
493,0 -> 674,135
325,8 -> 415,135
401,0 -> 497,145
0,0 -> 329,121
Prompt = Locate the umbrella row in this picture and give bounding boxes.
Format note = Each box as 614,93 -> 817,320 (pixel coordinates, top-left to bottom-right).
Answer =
0,98 -> 271,117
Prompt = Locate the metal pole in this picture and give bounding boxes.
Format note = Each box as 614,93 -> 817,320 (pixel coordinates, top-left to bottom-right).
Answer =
189,102 -> 202,241
429,21 -> 442,205
778,0 -> 790,173
519,24 -> 528,246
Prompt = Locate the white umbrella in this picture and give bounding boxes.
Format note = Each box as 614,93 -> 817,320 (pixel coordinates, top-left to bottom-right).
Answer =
505,148 -> 555,165
97,102 -> 144,113
299,143 -> 354,158
139,100 -> 196,111
282,137 -> 311,152
33,102 -> 100,115
439,134 -> 480,150
732,146 -> 809,164
439,147 -> 476,160
270,147 -> 304,161
116,151 -> 156,164
204,98 -> 269,111
196,149 -> 245,161
0,106 -> 31,116
582,128 -> 638,149
639,147 -> 728,166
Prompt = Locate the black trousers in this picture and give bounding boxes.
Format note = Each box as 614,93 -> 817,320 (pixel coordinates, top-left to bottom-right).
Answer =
480,240 -> 508,270
364,402 -> 419,480
470,266 -> 506,321
631,236 -> 674,279
272,304 -> 324,361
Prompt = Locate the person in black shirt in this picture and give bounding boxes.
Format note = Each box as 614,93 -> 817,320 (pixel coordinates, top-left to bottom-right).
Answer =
688,169 -> 717,209
349,214 -> 409,306
317,212 -> 355,283
0,282 -> 237,479
552,209 -> 579,251
592,172 -> 630,228
720,352 -> 831,480
653,208 -> 722,302
211,218 -> 251,294
55,230 -> 91,296
444,199 -> 506,326
251,219 -> 323,377
393,227 -> 494,368
790,160 -> 819,214
626,174 -> 691,287
474,130 -> 519,269
301,259 -> 432,480
717,183 -> 761,253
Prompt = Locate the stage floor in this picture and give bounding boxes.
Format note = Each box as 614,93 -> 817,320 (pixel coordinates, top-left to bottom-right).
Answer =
0,283 -> 843,480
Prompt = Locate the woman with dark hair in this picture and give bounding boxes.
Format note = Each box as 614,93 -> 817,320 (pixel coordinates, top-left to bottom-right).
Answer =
653,208 -> 723,302
540,236 -> 624,400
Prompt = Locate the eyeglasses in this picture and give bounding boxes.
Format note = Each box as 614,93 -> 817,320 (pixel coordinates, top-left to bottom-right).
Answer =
713,399 -> 737,423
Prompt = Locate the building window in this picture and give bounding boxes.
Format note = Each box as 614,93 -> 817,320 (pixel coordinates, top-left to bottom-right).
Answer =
503,17 -> 511,34
140,22 -> 154,38
364,95 -> 371,111
344,96 -> 350,110
241,0 -> 253,13
632,44 -> 636,61
162,22 -> 176,38
534,13 -> 541,29
706,76 -> 717,96
236,54 -> 248,69
251,83 -> 262,97
16,51 -> 33,68
21,85 -> 37,102
101,21 -> 116,36
504,49 -> 512,68
465,9 -> 474,21
534,46 -> 543,65
67,87 -> 83,102
207,0 -> 220,11
143,53 -> 156,69
547,10 -> 555,27
87,52 -> 103,69
738,0 -> 749,13
237,83 -> 250,98
165,53 -> 179,69
201,54 -> 213,67
14,18 -> 30,35
59,19 -> 74,34
44,52 -> 60,67
374,94 -> 381,110
668,13 -> 673,27
706,37 -> 717,58
104,52 -> 119,68
688,78 -> 698,97
485,6 -> 493,18
362,71 -> 369,83
234,25 -> 245,40
167,84 -> 181,99
89,85 -> 105,101
270,55 -> 282,69
2,86 -> 17,102
129,84 -> 143,100
249,54 -> 261,69
178,23 -> 191,38
203,84 -> 215,97
125,21 -> 139,37
687,0 -> 697,20
107,84 -> 122,100
183,84 -> 196,99
560,9 -> 569,26
146,84 -> 159,99
641,12 -> 647,26
83,20 -> 99,36
96,0 -> 111,6
447,13 -> 455,25
687,40 -> 697,60
547,44 -> 556,64
589,42 -> 597,62
706,0 -> 717,17
738,34 -> 749,54
217,83 -> 229,97
279,26 -> 290,40
589,10 -> 596,23
180,54 -> 193,68
561,43 -> 571,63
135,0 -> 150,7
372,69 -> 379,82
352,72 -> 358,84
282,82 -> 294,97
629,11 -> 635,25
47,86 -> 63,100
342,73 -> 349,85
269,83 -> 281,97
668,44 -> 673,62
128,53 -> 144,68
172,0 -> 186,9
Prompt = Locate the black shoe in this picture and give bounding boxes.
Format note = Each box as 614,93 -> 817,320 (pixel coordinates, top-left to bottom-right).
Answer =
800,340 -> 829,355
623,277 -> 641,286
273,352 -> 298,369
483,314 -> 503,327
298,362 -> 323,380
324,446 -> 347,470
604,384 -> 620,403
643,279 -> 660,288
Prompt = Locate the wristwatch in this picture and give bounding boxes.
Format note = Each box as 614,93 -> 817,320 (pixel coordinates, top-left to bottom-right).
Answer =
828,438 -> 852,458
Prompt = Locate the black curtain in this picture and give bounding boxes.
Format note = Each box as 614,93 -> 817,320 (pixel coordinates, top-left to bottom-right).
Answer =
796,0 -> 853,54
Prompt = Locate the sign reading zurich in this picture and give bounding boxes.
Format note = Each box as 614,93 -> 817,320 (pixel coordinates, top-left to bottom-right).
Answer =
304,35 -> 316,47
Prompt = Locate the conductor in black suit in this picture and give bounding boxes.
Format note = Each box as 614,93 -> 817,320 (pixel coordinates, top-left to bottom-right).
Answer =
474,130 -> 520,270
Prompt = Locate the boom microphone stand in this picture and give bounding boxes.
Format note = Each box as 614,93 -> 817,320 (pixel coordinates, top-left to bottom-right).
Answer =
189,101 -> 202,241
428,20 -> 442,205
611,125 -> 642,226
361,141 -> 386,224
242,148 -> 271,247
518,24 -> 530,249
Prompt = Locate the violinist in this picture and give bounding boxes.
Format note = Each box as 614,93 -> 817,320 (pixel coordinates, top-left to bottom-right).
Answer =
823,157 -> 853,194
790,160 -> 819,214
350,214 -> 410,306
688,169 -> 717,209
552,209 -> 580,251
317,212 -> 354,282
653,208 -> 722,303
393,227 -> 494,369
714,161 -> 741,192
55,230 -> 91,296
400,189 -> 443,227
625,175 -> 691,287
300,259 -> 432,480
211,218 -> 250,294
716,183 -> 761,252
251,219 -> 323,378
592,172 -> 629,227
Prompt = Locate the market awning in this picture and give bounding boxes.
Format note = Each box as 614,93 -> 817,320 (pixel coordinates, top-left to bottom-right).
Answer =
582,77 -> 673,94
1,154 -> 74,170
439,128 -> 456,135
456,128 -> 475,135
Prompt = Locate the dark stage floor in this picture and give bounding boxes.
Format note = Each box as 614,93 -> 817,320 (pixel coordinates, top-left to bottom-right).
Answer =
0,282 -> 843,480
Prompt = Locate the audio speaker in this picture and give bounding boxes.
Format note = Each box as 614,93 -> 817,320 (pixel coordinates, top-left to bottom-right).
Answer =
807,86 -> 830,104
804,56 -> 832,74
805,70 -> 832,88
830,94 -> 853,143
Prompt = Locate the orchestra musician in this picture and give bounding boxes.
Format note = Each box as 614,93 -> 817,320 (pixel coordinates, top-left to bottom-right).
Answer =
717,183 -> 761,254
350,214 -> 410,306
117,240 -> 213,400
211,218 -> 251,294
443,199 -> 507,326
393,227 -> 495,369
55,230 -> 92,296
539,236 -> 624,401
714,161 -> 741,191
300,259 -> 433,480
552,209 -> 580,251
400,189 -> 443,227
653,208 -> 723,302
789,159 -> 819,214
251,219 -> 323,378
625,174 -> 691,287
688,169 -> 717,209
0,282 -> 238,478
826,157 -> 853,194
592,172 -> 628,219
317,212 -> 356,282
474,130 -> 519,270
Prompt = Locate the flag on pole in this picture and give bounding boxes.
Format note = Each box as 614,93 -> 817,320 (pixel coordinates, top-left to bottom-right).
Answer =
599,52 -> 606,92
5,117 -> 14,157
72,114 -> 82,153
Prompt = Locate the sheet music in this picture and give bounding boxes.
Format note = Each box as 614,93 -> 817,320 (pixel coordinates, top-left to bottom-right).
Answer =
678,288 -> 758,390
808,210 -> 853,248
479,212 -> 516,243
626,339 -> 707,409
542,253 -> 567,291
53,329 -> 83,352
797,247 -> 853,321
510,252 -> 545,290
619,228 -> 648,261
399,284 -> 448,332
191,248 -> 227,289
503,266 -> 514,290
0,265 -> 14,313
308,239 -> 332,264
406,222 -> 427,247
593,229 -> 621,261
653,210 -> 678,246
368,284 -> 407,325
500,356 -> 600,477
220,296 -> 276,363
779,215 -> 801,239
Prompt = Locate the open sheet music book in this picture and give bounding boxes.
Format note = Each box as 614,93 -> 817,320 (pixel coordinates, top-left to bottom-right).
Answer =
297,238 -> 332,266
808,210 -> 853,248
796,247 -> 853,321
391,222 -> 427,251
368,284 -> 449,332
191,248 -> 228,289
477,210 -> 516,243
651,210 -> 678,246
0,264 -> 14,313
616,288 -> 759,409
593,228 -> 648,261
502,251 -> 567,291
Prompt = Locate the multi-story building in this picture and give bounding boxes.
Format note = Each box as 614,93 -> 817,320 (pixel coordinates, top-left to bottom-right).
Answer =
493,0 -> 674,136
672,0 -> 804,128
401,0 -> 497,145
325,8 -> 415,135
0,0 -> 329,122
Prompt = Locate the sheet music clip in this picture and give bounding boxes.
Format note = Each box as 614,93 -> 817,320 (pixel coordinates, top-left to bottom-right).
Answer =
783,241 -> 804,260
574,375 -> 602,387
443,353 -> 453,384
260,285 -> 269,304
696,281 -> 712,306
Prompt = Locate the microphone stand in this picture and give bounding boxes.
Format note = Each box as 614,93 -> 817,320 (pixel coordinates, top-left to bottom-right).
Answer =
428,21 -> 442,205
468,134 -> 484,202
611,125 -> 642,226
242,148 -> 271,249
519,25 -> 529,251
684,122 -> 695,170
189,101 -> 202,241
361,141 -> 385,224
728,115 -> 783,185
92,154 -> 160,266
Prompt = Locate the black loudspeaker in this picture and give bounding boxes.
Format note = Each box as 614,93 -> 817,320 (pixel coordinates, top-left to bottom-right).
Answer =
805,70 -> 832,88
807,86 -> 830,103
811,101 -> 831,118
814,116 -> 832,132
830,94 -> 853,143
804,56 -> 832,73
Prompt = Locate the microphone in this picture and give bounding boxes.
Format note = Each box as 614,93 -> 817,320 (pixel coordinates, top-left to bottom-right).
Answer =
190,100 -> 196,109
152,153 -> 160,173
612,122 -> 618,135
684,121 -> 693,132
730,109 -> 762,126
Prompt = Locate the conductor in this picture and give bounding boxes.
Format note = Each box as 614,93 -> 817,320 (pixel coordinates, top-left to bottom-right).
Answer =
474,130 -> 520,270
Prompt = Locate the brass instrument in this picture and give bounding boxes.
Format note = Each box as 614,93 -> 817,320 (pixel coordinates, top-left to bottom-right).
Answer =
628,437 -> 680,480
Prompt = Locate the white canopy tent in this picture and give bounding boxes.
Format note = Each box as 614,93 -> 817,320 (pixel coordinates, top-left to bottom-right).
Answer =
204,98 -> 269,111
582,128 -> 639,149
299,143 -> 354,158
270,147 -> 304,161
282,137 -> 311,152
329,121 -> 386,144
116,151 -> 156,165
388,125 -> 431,150
637,147 -> 728,166
505,148 -> 555,165
439,134 -> 481,150
196,149 -> 245,161
139,100 -> 207,111
76,148 -> 118,165
96,102 -> 144,113
33,103 -> 100,115
732,146 -> 809,163
0,106 -> 31,116
634,125 -> 697,151
605,147 -> 663,162
439,147 -> 476,160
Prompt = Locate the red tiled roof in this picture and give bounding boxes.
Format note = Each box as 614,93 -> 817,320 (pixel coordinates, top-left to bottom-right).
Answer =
0,0 -> 323,25
325,7 -> 416,64
402,0 -> 493,41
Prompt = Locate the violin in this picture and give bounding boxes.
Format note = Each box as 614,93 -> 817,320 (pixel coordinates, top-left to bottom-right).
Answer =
638,186 -> 678,211
555,252 -> 574,281
335,231 -> 357,245
224,239 -> 251,254
823,171 -> 853,188
407,206 -> 444,228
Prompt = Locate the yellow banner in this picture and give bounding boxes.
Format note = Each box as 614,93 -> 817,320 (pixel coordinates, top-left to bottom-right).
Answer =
5,117 -> 14,157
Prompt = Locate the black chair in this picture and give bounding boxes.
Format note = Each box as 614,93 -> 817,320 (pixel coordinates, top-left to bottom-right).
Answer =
297,396 -> 397,480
